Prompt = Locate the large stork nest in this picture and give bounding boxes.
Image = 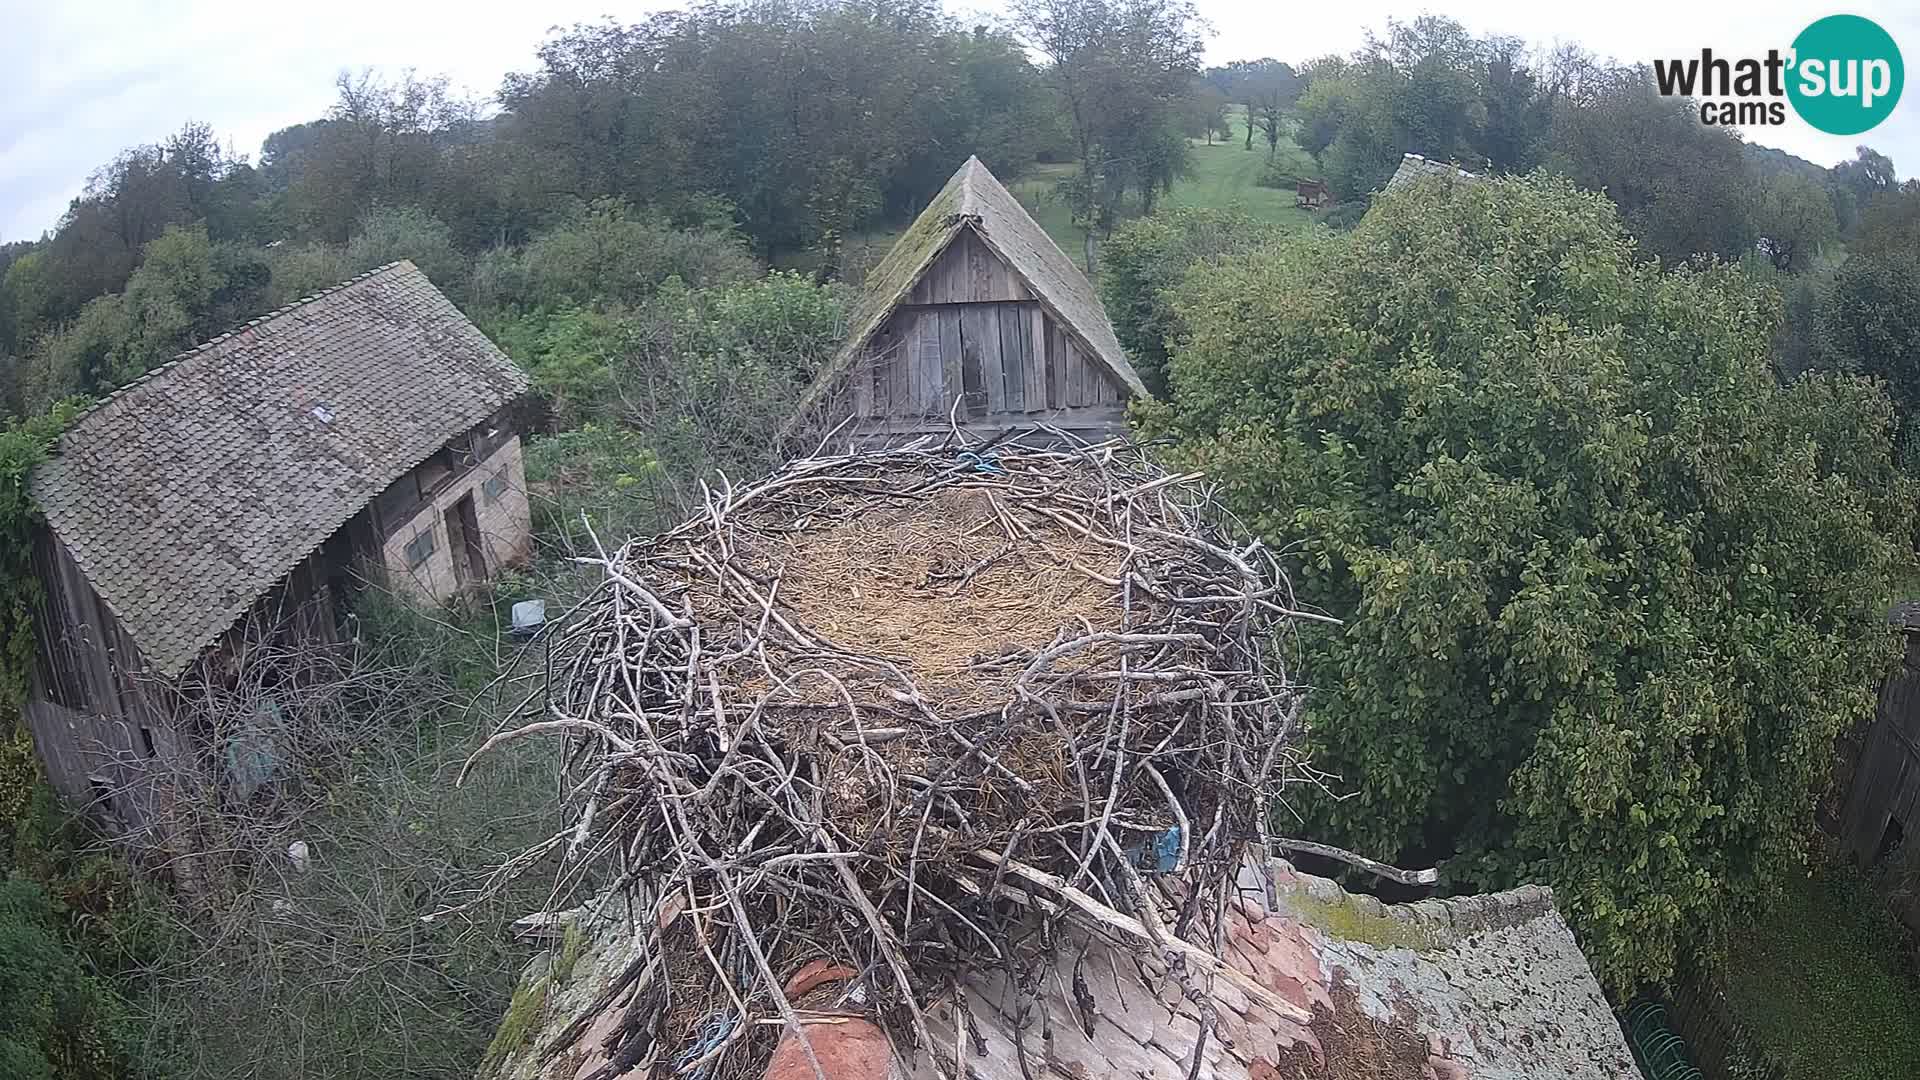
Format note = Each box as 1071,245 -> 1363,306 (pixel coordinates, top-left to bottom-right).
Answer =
467,435 -> 1325,1080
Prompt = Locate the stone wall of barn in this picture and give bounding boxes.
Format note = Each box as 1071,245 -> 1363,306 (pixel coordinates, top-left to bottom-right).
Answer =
377,432 -> 533,603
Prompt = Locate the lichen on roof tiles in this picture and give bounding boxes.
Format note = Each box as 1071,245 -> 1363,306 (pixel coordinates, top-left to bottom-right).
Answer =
31,260 -> 528,678
1383,152 -> 1481,192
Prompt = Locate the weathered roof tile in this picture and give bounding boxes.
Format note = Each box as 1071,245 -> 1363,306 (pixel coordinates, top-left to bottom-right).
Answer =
32,261 -> 527,678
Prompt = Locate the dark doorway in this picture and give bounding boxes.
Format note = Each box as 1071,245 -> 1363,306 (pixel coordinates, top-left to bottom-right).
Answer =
444,494 -> 486,585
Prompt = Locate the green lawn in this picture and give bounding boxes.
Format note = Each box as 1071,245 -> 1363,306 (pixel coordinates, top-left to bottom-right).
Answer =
1713,868 -> 1920,1079
1005,116 -> 1318,276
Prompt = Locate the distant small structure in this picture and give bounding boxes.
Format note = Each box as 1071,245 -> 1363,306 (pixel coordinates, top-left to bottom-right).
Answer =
1384,152 -> 1481,192
787,156 -> 1145,448
1295,178 -> 1331,209
25,261 -> 532,844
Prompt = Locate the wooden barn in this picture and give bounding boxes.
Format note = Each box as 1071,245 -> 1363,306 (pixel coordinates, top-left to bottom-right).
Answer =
24,261 -> 533,845
789,156 -> 1145,446
1837,603 -> 1920,908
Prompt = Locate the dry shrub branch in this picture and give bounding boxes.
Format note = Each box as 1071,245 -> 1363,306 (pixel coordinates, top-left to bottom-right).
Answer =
463,432 -> 1325,1080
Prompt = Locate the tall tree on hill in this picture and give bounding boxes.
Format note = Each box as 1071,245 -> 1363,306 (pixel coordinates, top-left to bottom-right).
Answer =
1545,65 -> 1755,264
1246,60 -> 1301,157
496,5 -> 1056,256
1293,17 -> 1514,198
1015,0 -> 1207,233
1753,171 -> 1839,273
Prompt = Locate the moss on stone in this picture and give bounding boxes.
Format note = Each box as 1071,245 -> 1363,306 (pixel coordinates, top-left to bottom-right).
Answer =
1286,892 -> 1440,952
480,974 -> 551,1075
555,921 -> 586,986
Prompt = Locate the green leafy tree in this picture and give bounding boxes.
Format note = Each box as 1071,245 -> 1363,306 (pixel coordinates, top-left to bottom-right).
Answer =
1,404 -> 82,713
1101,207 -> 1286,396
1816,250 -> 1920,467
1143,173 -> 1915,990
1015,0 -> 1206,218
1753,172 -> 1839,273
1831,145 -> 1898,236
1851,185 -> 1920,257
1545,65 -> 1756,264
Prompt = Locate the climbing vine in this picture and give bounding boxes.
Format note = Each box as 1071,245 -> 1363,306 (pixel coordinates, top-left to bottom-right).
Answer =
1,400 -> 84,719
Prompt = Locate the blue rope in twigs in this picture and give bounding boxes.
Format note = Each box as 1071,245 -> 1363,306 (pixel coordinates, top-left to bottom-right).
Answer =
670,1011 -> 739,1079
956,450 -> 1004,475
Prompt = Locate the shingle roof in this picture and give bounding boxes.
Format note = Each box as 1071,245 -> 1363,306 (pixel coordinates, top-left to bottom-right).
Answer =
496,858 -> 1636,1080
791,156 -> 1145,424
33,261 -> 527,678
1384,152 -> 1481,191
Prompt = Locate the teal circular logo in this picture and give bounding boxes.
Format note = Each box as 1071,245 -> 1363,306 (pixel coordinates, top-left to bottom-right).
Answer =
1787,15 -> 1904,135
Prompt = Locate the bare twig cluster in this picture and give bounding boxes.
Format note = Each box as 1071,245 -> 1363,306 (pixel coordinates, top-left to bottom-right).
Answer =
464,431 -> 1326,1080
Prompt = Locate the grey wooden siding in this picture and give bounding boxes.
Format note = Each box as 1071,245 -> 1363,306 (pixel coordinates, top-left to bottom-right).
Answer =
27,530 -> 178,831
907,230 -> 1034,305
26,522 -> 354,837
825,231 -> 1131,447
1840,631 -> 1920,871
847,303 -> 1126,430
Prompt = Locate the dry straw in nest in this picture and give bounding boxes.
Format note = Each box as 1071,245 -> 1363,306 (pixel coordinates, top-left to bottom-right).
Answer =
463,432 -> 1336,1080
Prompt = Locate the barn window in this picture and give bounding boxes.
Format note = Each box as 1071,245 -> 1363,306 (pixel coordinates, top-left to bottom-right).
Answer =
404,528 -> 437,569
415,449 -> 454,497
482,471 -> 509,504
87,774 -> 124,829
1875,813 -> 1907,864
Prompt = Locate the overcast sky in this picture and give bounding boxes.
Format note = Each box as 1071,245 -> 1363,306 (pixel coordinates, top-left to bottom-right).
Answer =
2,1 -> 1916,243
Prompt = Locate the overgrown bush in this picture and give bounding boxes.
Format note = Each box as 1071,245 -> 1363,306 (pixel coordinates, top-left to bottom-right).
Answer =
511,271 -> 845,547
471,201 -> 757,313
1143,172 -> 1917,990
1101,208 -> 1289,397
267,206 -> 468,306
0,878 -> 137,1080
119,586 -> 571,1080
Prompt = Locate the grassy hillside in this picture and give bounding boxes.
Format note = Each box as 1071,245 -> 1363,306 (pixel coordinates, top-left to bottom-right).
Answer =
843,109 -> 1320,285
1005,108 -> 1317,272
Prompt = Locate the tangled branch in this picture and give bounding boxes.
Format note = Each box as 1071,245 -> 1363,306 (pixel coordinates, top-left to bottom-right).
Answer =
466,432 -> 1329,1080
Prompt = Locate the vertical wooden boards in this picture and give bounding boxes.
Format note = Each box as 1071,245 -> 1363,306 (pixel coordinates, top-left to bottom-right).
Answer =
906,228 -> 1023,304
886,327 -> 910,418
1048,319 -> 1067,410
968,230 -> 995,303
959,311 -> 985,418
1025,306 -> 1048,412
998,304 -> 1025,413
939,308 -> 963,418
852,351 -> 873,417
916,313 -> 945,416
962,304 -> 1004,414
1063,331 -> 1089,406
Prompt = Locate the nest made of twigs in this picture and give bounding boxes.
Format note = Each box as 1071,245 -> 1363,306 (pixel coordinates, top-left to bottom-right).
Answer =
473,432 -> 1321,1080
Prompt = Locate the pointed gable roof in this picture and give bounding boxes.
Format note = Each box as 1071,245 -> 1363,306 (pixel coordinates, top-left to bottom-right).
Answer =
795,157 -> 1145,422
1384,152 -> 1480,191
32,261 -> 527,678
